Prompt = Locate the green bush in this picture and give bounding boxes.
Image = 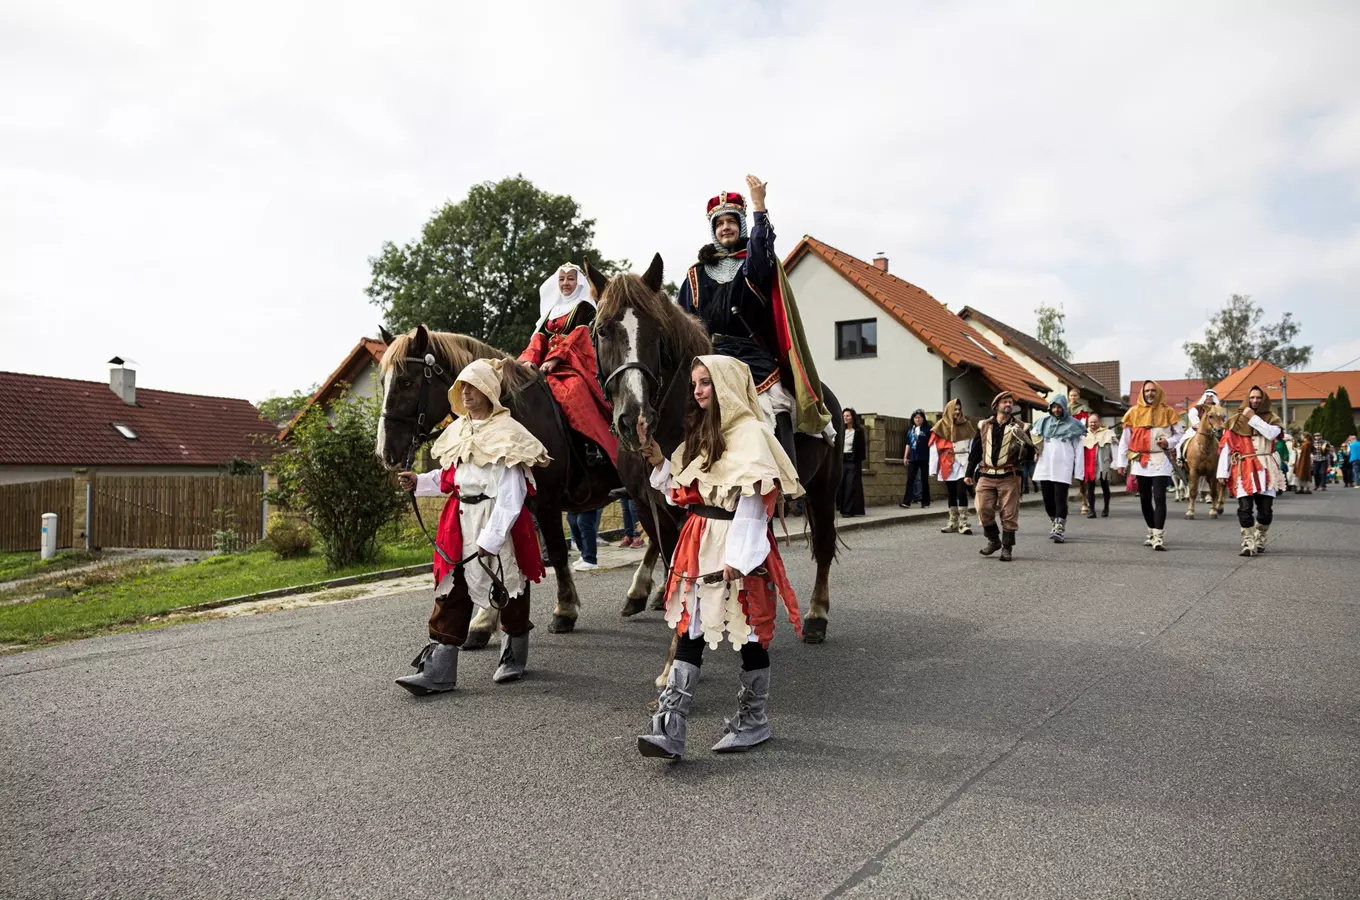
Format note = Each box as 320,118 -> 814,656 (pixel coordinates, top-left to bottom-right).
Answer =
266,392 -> 407,569
264,514 -> 314,560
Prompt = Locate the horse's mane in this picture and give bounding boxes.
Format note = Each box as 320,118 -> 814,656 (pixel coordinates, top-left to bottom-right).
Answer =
380,329 -> 537,394
595,273 -> 712,366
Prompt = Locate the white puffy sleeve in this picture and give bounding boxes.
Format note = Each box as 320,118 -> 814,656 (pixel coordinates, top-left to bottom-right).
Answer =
1166,422 -> 1186,450
414,469 -> 446,498
649,459 -> 679,506
1248,415 -> 1282,441
1115,427 -> 1131,468
928,441 -> 940,477
477,464 -> 527,555
1188,407 -> 1202,430
724,492 -> 771,575
1216,444 -> 1231,480
1070,438 -> 1083,482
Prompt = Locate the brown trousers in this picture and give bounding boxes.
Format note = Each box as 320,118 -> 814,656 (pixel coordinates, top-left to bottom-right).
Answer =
428,565 -> 533,644
976,473 -> 1021,531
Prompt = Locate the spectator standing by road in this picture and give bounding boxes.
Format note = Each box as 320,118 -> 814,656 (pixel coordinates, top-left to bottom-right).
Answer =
567,507 -> 603,571
838,408 -> 867,516
1348,434 -> 1360,488
1341,435 -> 1357,488
900,409 -> 932,508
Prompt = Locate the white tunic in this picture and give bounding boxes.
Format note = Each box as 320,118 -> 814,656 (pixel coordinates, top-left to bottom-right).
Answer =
928,438 -> 972,482
1030,426 -> 1082,485
1115,423 -> 1185,478
415,462 -> 529,605
1216,415 -> 1284,498
651,459 -> 771,646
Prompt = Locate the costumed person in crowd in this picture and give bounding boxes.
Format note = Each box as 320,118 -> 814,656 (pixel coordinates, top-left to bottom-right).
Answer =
677,176 -> 833,469
1067,388 -> 1091,515
1277,433 -> 1292,492
930,399 -> 977,535
1115,380 -> 1185,551
1293,432 -> 1314,494
1217,385 -> 1284,557
1032,392 -> 1085,543
1312,433 -> 1333,491
838,408 -> 866,516
966,392 -> 1034,562
901,409 -> 932,508
1083,415 -> 1116,518
1177,389 -> 1221,467
1348,434 -> 1360,487
518,263 -> 618,466
395,359 -> 550,694
634,355 -> 803,760
1340,435 -> 1356,488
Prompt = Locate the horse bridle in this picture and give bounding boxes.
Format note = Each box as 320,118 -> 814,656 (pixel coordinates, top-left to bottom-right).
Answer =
595,329 -> 675,437
381,352 -> 455,565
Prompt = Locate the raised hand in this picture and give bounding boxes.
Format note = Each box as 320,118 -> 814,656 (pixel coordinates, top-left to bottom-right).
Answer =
745,174 -> 768,211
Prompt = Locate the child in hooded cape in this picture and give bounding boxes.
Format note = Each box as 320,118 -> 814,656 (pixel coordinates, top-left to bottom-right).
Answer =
930,399 -> 978,535
635,355 -> 803,760
396,359 -> 550,695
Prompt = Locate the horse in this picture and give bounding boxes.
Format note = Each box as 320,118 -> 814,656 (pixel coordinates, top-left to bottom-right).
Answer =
585,253 -> 844,646
374,325 -> 626,647
1182,404 -> 1227,519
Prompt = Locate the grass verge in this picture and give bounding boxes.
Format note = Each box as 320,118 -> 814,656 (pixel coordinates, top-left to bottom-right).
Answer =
0,550 -> 98,584
0,545 -> 431,649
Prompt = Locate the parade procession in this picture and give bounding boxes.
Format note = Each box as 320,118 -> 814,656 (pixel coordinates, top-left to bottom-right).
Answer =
4,5 -> 1360,899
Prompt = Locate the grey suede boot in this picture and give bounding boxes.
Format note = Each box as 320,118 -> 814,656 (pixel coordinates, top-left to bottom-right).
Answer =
712,667 -> 772,753
395,641 -> 459,695
637,660 -> 698,760
940,508 -> 959,533
492,631 -> 530,683
1053,518 -> 1066,544
1239,526 -> 1255,557
958,509 -> 974,535
1254,523 -> 1269,554
979,524 -> 1002,556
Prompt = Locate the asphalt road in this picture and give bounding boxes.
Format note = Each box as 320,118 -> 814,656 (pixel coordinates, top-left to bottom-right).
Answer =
2,490 -> 1357,899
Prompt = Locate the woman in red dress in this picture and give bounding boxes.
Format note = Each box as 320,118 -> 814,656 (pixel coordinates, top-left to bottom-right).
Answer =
634,355 -> 803,761
519,263 -> 618,465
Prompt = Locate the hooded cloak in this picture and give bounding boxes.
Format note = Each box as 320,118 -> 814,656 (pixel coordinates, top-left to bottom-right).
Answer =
1228,385 -> 1282,436
1122,381 -> 1180,429
1036,392 -> 1087,442
932,398 -> 978,442
430,359 -> 551,472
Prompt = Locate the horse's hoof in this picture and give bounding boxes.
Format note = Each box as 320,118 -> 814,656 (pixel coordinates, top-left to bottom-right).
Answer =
621,595 -> 646,618
463,630 -> 491,651
549,615 -> 576,634
802,617 -> 828,644
647,590 -> 666,612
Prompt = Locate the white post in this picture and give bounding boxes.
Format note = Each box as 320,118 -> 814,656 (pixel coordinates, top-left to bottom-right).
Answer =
1280,375 -> 1289,426
41,513 -> 58,560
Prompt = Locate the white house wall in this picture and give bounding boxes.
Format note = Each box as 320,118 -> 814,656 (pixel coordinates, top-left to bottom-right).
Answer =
966,320 -> 1070,401
789,255 -> 944,418
326,361 -> 383,423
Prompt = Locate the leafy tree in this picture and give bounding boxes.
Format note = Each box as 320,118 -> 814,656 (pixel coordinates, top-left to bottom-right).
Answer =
1182,294 -> 1312,383
367,175 -> 627,352
257,385 -> 318,427
1332,385 -> 1355,441
265,391 -> 407,569
1035,303 -> 1071,359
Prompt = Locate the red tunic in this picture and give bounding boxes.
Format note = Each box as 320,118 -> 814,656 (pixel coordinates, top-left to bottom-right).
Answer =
519,314 -> 618,465
662,483 -> 801,648
431,465 -> 545,589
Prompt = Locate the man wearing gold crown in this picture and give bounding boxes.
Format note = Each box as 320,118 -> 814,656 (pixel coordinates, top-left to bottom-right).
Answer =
677,175 -> 832,466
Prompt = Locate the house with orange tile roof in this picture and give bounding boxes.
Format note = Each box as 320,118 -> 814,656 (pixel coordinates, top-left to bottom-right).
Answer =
783,238 -> 1051,421
1208,359 -> 1360,430
282,337 -> 388,438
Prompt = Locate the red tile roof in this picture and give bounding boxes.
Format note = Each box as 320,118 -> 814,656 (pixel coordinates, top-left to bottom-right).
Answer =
0,371 -> 276,467
281,338 -> 387,438
1211,359 -> 1355,404
1129,378 -> 1206,414
785,237 -> 1052,407
1075,360 -> 1121,393
1295,370 -> 1360,405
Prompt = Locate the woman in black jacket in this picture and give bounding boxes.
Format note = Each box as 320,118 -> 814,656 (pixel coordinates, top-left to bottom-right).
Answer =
838,408 -> 867,516
900,408 -> 932,508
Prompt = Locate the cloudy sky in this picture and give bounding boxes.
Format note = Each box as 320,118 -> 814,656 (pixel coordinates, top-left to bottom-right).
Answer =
4,0 -> 1359,405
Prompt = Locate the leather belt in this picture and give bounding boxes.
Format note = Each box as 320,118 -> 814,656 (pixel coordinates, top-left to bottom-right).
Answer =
456,493 -> 491,505
688,504 -> 735,521
978,467 -> 1016,477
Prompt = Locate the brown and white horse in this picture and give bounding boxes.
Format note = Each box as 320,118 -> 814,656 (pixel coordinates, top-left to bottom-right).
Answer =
1183,404 -> 1227,519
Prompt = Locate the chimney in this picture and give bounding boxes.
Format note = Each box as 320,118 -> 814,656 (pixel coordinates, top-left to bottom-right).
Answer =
108,356 -> 136,406
872,253 -> 889,273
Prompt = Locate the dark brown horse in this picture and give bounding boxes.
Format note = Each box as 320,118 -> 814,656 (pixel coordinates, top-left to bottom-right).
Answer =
586,254 -> 843,644
374,326 -> 622,645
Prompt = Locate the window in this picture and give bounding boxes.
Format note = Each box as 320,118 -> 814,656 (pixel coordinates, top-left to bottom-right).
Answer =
963,333 -> 998,359
113,424 -> 137,440
836,319 -> 877,359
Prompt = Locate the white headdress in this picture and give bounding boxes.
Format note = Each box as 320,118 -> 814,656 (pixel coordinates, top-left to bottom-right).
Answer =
535,263 -> 594,332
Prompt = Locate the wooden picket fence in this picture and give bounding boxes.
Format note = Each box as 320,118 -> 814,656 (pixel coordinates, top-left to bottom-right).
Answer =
0,478 -> 74,551
90,475 -> 264,550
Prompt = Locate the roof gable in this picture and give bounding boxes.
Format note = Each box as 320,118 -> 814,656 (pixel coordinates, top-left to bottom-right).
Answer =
282,338 -> 387,437
0,371 -> 275,468
957,307 -> 1123,407
1211,359 -> 1334,403
785,238 -> 1051,406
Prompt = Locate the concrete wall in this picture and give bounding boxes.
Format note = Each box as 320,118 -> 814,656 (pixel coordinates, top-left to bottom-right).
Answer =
0,465 -> 233,486
789,255 -> 944,419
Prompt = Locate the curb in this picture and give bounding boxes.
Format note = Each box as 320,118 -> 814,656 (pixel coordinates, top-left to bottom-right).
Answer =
169,563 -> 432,616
